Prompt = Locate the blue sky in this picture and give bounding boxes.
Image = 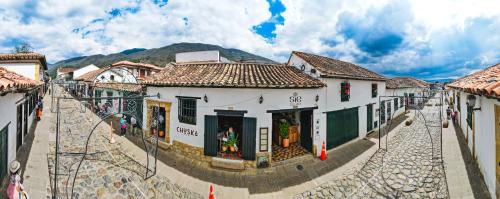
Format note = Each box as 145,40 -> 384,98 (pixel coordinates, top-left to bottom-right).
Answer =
0,0 -> 499,81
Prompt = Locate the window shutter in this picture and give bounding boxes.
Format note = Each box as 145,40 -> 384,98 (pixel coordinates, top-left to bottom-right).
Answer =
242,117 -> 257,160
204,115 -> 218,156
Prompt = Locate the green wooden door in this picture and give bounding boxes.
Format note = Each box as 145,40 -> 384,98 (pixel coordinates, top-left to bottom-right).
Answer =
204,115 -> 218,156
326,107 -> 359,150
367,104 -> 373,132
242,117 -> 256,160
0,124 -> 8,181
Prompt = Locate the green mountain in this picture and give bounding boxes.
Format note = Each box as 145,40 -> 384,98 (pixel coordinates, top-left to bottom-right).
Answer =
48,42 -> 276,77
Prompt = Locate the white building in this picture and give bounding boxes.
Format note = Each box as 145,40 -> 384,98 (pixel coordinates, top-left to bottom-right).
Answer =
385,77 -> 430,119
0,66 -> 42,182
56,67 -> 77,80
448,63 -> 500,198
0,52 -> 48,94
175,50 -> 231,63
287,51 -> 388,150
73,64 -> 99,80
141,51 -> 388,169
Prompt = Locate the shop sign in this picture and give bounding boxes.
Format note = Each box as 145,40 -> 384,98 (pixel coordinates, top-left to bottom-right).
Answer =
289,92 -> 302,106
176,127 -> 199,136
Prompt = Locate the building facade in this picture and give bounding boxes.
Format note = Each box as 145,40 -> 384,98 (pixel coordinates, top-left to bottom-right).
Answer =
448,63 -> 500,198
0,66 -> 43,184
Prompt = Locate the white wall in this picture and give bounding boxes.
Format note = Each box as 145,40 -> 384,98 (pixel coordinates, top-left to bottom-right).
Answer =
93,68 -> 136,83
73,64 -> 99,79
452,89 -> 498,198
146,87 -> 324,154
288,54 -> 321,79
0,63 -> 36,80
175,51 -> 220,63
0,92 -> 25,168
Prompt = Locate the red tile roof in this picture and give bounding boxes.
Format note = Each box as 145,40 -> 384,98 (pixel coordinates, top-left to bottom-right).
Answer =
57,67 -> 77,74
0,67 -> 42,93
290,51 -> 387,81
386,77 -> 430,89
448,63 -> 500,98
143,62 -> 325,88
0,52 -> 48,70
94,83 -> 143,92
74,66 -> 109,82
112,61 -> 161,71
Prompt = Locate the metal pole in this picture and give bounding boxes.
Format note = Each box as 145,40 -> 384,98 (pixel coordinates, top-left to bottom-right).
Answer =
53,98 -> 60,198
378,96 -> 381,149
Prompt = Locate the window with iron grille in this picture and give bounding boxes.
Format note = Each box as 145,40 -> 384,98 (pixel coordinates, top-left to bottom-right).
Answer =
380,102 -> 386,124
394,98 -> 398,111
371,84 -> 377,98
341,82 -> 350,102
399,97 -> 404,108
466,105 -> 472,128
179,98 -> 197,125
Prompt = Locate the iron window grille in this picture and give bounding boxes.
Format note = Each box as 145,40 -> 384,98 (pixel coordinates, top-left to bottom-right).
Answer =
178,98 -> 197,125
399,97 -> 404,108
380,102 -> 386,124
371,84 -> 377,98
394,98 -> 398,111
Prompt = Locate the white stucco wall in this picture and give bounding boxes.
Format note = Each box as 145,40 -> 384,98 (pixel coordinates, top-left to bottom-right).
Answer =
452,89 -> 498,198
0,93 -> 25,169
175,51 -> 220,63
73,64 -> 99,79
0,63 -> 37,80
146,87 -> 325,155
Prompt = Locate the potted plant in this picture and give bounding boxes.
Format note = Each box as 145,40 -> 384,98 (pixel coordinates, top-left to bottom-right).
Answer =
279,122 -> 290,148
221,143 -> 227,152
227,139 -> 239,152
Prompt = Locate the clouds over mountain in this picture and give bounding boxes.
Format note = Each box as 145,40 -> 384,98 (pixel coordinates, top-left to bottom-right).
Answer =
0,0 -> 499,80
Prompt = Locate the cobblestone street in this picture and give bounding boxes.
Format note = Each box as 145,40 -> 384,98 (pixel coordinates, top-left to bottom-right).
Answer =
47,87 -> 202,199
295,97 -> 449,199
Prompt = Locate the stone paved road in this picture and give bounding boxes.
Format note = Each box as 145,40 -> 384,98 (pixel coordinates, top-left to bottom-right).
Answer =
47,86 -> 202,199
295,97 -> 449,199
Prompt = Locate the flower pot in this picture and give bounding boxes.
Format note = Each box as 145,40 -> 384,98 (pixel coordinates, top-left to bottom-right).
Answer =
282,138 -> 289,148
159,130 -> 165,137
230,146 -> 236,152
222,146 -> 227,152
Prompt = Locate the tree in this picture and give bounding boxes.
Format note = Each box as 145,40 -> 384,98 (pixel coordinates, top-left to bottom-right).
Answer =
13,42 -> 34,53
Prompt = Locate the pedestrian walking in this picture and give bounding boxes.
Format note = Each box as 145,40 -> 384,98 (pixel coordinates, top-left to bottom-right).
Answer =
120,115 -> 127,136
130,116 -> 137,135
446,106 -> 451,120
7,160 -> 27,199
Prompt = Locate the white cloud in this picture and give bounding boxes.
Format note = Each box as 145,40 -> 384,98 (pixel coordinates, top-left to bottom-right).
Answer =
0,0 -> 499,79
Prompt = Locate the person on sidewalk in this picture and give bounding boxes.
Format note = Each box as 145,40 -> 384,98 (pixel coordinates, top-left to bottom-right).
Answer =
120,115 -> 127,136
130,116 -> 137,135
7,161 -> 26,199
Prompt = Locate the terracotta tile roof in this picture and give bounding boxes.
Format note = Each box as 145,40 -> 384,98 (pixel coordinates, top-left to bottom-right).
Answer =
448,63 -> 500,98
0,67 -> 42,93
290,51 -> 387,81
0,52 -> 48,70
94,83 -> 143,92
74,66 -> 109,82
112,61 -> 162,71
57,67 -> 77,74
386,77 -> 430,89
143,62 -> 325,88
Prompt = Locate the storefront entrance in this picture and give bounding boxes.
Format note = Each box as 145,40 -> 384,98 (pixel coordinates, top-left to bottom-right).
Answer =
270,109 -> 313,162
204,110 -> 256,161
146,100 -> 171,143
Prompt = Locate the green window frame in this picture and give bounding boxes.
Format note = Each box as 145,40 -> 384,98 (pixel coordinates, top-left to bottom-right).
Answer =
394,98 -> 398,111
95,90 -> 102,106
371,84 -> 377,98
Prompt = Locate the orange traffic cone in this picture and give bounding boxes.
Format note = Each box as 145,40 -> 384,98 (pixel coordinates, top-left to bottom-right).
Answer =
208,184 -> 215,199
320,141 -> 327,161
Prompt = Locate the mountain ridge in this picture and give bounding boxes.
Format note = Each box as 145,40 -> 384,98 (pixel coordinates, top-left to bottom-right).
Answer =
49,42 -> 276,77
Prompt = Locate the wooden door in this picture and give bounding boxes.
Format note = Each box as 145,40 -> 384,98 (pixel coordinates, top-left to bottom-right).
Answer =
300,110 -> 313,152
0,124 -> 8,181
242,117 -> 257,160
495,105 -> 500,198
204,115 -> 218,157
326,107 -> 359,150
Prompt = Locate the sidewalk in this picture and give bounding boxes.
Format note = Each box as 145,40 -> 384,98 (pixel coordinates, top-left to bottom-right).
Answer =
442,117 -> 475,198
23,95 -> 52,198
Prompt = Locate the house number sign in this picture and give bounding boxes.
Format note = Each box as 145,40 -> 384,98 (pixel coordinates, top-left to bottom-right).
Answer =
290,92 -> 302,106
176,127 -> 199,136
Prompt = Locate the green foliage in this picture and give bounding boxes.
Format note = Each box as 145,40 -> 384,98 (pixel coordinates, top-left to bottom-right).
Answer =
225,138 -> 239,147
279,122 -> 290,139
